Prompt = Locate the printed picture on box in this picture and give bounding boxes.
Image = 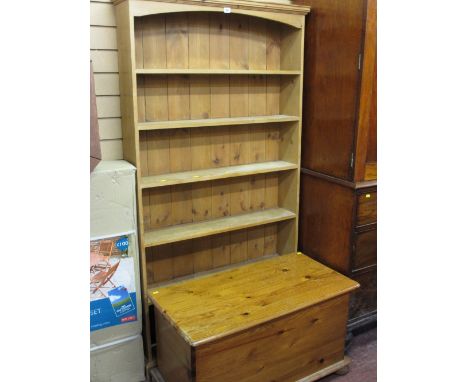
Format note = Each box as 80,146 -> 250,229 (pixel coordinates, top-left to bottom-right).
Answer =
90,234 -> 137,331
108,286 -> 135,317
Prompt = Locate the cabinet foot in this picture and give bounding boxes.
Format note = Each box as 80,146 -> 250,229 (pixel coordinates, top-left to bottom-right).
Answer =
334,365 -> 350,376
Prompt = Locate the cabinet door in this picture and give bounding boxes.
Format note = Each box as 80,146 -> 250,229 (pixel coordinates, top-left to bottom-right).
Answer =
300,0 -> 365,180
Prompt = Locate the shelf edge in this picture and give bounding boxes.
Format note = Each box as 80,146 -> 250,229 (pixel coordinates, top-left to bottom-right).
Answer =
140,161 -> 297,189
138,114 -> 300,131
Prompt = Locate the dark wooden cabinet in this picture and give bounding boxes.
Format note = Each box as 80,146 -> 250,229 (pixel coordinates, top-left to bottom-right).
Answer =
300,171 -> 377,330
296,0 -> 377,331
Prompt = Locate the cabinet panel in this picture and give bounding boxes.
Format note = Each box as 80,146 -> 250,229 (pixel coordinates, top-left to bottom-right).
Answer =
353,229 -> 376,271
299,173 -> 354,274
366,62 -> 377,164
349,268 -> 376,320
354,0 -> 377,181
299,0 -> 365,179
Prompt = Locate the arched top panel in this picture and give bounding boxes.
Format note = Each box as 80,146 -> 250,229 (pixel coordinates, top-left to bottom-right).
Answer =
133,10 -> 304,72
125,0 -> 309,29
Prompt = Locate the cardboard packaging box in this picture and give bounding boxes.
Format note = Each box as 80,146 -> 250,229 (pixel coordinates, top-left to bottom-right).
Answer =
90,160 -> 144,381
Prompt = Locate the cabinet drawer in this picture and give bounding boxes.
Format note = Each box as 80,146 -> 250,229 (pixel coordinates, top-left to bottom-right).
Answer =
356,191 -> 377,226
353,229 -> 377,271
349,269 -> 377,320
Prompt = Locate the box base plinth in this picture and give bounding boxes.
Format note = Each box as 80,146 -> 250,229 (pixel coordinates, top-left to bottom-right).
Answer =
150,356 -> 351,382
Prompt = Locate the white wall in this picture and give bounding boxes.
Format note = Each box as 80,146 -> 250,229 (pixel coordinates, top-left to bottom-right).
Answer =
90,0 -> 123,160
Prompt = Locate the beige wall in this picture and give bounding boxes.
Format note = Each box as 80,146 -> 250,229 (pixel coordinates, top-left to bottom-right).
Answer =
90,0 -> 123,160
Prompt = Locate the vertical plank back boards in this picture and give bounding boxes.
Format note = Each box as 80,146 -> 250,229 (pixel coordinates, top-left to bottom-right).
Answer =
134,12 -> 305,284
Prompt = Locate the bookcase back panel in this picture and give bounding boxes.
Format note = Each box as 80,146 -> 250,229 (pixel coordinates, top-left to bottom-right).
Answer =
139,124 -> 282,176
134,13 -> 288,70
146,224 -> 279,284
142,174 -> 279,231
137,75 -> 283,122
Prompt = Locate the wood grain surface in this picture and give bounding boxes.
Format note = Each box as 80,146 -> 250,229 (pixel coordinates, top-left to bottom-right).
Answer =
299,173 -> 354,274
195,295 -> 349,382
150,253 -> 358,345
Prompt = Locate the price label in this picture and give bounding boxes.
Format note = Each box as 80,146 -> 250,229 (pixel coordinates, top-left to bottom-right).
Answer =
224,7 -> 231,13
116,236 -> 129,251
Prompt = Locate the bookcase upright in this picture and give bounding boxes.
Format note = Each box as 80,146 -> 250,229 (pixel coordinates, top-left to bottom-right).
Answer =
113,0 -> 310,367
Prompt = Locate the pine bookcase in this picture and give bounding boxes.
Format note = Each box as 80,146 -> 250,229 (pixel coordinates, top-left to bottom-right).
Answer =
113,0 -> 310,369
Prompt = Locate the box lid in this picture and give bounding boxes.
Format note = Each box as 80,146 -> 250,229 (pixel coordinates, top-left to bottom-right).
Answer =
149,252 -> 359,346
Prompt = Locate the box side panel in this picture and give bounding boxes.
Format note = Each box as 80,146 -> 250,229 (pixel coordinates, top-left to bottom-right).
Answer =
156,310 -> 193,382
195,294 -> 349,382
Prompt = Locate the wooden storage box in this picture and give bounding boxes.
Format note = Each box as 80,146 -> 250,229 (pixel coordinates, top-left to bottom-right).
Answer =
149,253 -> 359,382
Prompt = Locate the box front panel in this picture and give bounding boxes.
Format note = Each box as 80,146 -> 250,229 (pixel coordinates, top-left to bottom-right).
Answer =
195,295 -> 349,382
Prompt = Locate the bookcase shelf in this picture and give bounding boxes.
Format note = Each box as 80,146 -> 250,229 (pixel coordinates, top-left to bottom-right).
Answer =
137,114 -> 300,131
136,68 -> 301,75
140,160 -> 297,189
144,208 -> 296,247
